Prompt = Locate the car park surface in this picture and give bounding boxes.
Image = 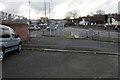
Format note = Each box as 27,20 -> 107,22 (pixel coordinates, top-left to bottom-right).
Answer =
2,26 -> 119,79
2,50 -> 118,78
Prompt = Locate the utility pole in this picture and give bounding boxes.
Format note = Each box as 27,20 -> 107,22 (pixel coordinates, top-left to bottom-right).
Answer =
28,1 -> 31,42
108,14 -> 111,38
48,2 -> 50,25
48,0 -> 53,36
0,11 -> 3,24
44,0 -> 46,17
49,2 -> 50,19
28,1 -> 31,25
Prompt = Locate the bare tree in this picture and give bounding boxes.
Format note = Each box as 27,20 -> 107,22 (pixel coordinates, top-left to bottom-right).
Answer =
96,10 -> 105,15
64,10 -> 79,19
64,12 -> 72,19
118,1 -> 120,14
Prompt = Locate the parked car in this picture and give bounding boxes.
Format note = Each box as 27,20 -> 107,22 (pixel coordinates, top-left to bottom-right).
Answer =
39,23 -> 48,26
114,25 -> 120,32
29,24 -> 40,30
0,25 -> 22,61
46,26 -> 58,31
64,22 -> 75,27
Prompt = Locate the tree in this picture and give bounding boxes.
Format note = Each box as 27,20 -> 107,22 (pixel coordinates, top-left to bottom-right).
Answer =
96,10 -> 105,15
118,1 -> 120,14
64,10 -> 79,19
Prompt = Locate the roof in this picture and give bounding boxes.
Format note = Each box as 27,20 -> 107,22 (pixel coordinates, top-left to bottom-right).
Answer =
0,24 -> 11,29
90,15 -> 105,22
114,14 -> 120,21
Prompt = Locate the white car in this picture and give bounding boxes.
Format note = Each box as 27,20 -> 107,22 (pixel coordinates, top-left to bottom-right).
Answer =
0,25 -> 22,61
29,24 -> 40,30
39,23 -> 47,26
46,26 -> 57,30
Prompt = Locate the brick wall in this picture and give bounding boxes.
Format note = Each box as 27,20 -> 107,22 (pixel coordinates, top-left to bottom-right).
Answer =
3,24 -> 29,41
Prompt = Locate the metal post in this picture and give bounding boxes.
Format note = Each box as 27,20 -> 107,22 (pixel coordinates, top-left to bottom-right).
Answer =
49,0 -> 53,36
28,1 -> 30,25
108,15 -> 111,38
50,27 -> 52,36
49,2 -> 51,36
44,0 -> 46,17
0,11 -> 3,25
49,2 -> 50,19
28,1 -> 31,41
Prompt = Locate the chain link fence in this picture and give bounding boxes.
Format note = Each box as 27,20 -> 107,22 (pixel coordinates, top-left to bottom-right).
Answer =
40,27 -> 119,42
69,28 -> 119,42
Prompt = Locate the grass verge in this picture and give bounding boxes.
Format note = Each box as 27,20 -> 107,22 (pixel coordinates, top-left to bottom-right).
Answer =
42,34 -> 70,37
99,38 -> 120,43
22,45 -> 119,56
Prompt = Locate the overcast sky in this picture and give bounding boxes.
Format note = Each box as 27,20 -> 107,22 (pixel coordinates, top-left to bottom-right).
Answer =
0,0 -> 119,19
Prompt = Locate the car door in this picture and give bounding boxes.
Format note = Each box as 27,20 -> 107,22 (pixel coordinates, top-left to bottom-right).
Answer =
2,28 -> 12,53
0,28 -> 3,52
9,28 -> 19,50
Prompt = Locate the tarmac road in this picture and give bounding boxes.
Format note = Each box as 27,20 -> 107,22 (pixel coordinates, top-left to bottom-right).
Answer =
2,50 -> 118,78
27,37 -> 119,53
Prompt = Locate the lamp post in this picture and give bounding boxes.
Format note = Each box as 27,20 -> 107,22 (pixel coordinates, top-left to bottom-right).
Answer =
28,1 -> 31,25
49,2 -> 50,19
0,11 -> 3,24
28,1 -> 31,42
44,0 -> 46,17
107,14 -> 111,38
49,3 -> 51,36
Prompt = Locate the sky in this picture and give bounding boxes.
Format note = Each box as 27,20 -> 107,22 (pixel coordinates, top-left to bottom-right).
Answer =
0,0 -> 119,19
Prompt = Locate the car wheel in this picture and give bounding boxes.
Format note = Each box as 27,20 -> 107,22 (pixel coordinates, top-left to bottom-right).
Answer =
17,44 -> 22,52
0,47 -> 5,61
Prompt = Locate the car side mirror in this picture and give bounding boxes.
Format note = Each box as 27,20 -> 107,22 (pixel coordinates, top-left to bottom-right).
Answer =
15,34 -> 19,38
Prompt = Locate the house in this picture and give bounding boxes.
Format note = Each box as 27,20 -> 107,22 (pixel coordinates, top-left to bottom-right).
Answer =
111,14 -> 120,25
89,14 -> 106,25
0,11 -> 29,41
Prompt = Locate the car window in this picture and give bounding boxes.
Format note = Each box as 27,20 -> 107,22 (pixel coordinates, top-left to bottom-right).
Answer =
3,28 -> 11,38
4,28 -> 10,34
0,28 -> 3,38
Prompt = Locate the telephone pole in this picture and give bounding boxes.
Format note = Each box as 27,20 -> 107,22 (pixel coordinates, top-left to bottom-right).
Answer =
28,1 -> 31,25
44,0 -> 46,17
28,1 -> 31,42
49,2 -> 50,19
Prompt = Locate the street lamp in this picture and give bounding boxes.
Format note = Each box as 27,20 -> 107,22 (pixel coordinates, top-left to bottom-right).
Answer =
28,1 -> 31,42
44,0 -> 46,17
49,2 -> 50,19
0,11 -> 3,24
28,1 -> 31,26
